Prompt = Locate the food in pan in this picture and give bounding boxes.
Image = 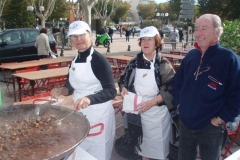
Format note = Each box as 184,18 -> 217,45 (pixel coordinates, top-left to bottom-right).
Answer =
0,105 -> 89,160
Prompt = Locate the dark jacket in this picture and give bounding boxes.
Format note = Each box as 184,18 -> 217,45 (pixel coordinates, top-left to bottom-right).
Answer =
125,30 -> 131,36
172,42 -> 240,130
108,28 -> 113,35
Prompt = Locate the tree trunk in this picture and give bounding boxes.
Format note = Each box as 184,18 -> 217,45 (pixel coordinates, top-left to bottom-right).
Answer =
41,17 -> 46,28
83,5 -> 92,26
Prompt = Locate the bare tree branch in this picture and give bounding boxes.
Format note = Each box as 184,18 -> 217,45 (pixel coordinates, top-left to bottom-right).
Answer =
93,0 -> 121,25
0,0 -> 7,16
25,0 -> 56,28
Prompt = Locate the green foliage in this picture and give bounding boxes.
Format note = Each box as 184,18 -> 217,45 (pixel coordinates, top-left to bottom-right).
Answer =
48,0 -> 69,22
197,0 -> 240,21
3,0 -> 34,28
137,3 -> 157,20
220,20 -> 240,56
168,0 -> 181,21
110,1 -> 131,24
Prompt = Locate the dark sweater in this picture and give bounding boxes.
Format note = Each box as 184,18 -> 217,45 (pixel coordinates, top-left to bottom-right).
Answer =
64,46 -> 116,105
171,42 -> 240,130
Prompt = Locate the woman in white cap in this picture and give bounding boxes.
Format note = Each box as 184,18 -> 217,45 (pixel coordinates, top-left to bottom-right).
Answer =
51,21 -> 116,160
118,26 -> 175,160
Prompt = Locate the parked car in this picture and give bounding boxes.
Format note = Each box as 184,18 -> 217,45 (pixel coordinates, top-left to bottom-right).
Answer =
0,28 -> 58,63
133,26 -> 141,33
109,26 -> 117,32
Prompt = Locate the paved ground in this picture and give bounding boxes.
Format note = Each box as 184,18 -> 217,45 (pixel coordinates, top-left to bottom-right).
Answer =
0,33 -> 239,160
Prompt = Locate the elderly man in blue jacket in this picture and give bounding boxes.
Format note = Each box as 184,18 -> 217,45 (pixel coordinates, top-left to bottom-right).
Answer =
171,14 -> 240,160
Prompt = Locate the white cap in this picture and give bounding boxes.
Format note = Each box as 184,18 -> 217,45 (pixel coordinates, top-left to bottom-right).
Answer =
67,21 -> 91,37
139,26 -> 159,38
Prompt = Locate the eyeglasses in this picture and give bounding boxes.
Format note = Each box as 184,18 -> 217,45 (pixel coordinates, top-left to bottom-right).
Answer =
194,65 -> 211,80
70,34 -> 86,40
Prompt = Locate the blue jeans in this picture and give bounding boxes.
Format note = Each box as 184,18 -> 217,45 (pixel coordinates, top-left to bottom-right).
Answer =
126,36 -> 129,42
178,120 -> 226,160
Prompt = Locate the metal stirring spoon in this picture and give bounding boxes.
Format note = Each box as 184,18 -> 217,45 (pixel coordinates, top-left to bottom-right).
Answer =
56,110 -> 75,125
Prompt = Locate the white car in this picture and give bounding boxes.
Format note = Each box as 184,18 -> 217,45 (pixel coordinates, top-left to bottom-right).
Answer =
108,26 -> 117,32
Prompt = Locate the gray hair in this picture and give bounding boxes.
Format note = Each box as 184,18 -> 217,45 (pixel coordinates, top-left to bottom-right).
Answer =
198,14 -> 223,40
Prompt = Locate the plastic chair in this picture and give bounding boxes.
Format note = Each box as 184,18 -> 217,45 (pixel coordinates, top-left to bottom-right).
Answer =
165,56 -> 179,65
112,66 -> 119,81
47,63 -> 61,69
106,57 -> 114,65
1,62 -> 18,95
221,121 -> 240,159
15,66 -> 40,93
45,75 -> 67,91
21,91 -> 50,101
116,59 -> 128,67
170,51 -> 181,55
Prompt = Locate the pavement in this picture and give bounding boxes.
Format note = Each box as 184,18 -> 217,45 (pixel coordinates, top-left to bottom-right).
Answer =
0,33 -> 239,160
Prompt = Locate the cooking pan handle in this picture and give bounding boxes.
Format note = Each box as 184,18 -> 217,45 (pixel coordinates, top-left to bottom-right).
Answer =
87,123 -> 104,137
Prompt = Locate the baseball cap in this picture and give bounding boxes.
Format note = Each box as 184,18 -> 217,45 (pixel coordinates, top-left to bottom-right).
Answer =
139,26 -> 159,38
67,21 -> 91,37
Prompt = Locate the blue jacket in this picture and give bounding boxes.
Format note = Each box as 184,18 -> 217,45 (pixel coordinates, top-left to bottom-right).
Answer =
171,42 -> 240,130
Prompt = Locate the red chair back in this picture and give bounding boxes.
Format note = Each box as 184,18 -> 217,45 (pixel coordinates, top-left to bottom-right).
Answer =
170,51 -> 181,55
107,57 -> 114,65
221,120 -> 240,159
116,59 -> 128,67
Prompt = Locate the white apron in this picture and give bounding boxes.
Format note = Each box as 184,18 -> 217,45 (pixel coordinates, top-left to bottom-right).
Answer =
134,54 -> 171,159
67,48 -> 115,160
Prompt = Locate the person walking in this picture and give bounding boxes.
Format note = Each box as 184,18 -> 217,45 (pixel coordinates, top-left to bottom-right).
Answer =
50,21 -> 116,160
125,28 -> 130,42
108,27 -> 114,43
178,28 -> 184,42
158,28 -> 164,39
171,14 -> 240,160
158,28 -> 164,51
169,27 -> 179,50
131,27 -> 136,38
35,28 -> 51,59
118,26 -> 175,160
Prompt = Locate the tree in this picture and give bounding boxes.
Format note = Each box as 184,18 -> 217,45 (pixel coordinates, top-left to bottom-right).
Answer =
3,0 -> 34,28
197,0 -> 240,21
220,20 -> 240,56
69,1 -> 84,21
168,0 -> 181,22
48,0 -> 69,23
93,0 -> 121,26
78,0 -> 96,26
25,0 -> 56,28
110,1 -> 131,24
0,0 -> 7,16
137,3 -> 157,20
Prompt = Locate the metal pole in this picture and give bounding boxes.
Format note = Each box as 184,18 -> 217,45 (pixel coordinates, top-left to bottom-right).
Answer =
60,32 -> 64,56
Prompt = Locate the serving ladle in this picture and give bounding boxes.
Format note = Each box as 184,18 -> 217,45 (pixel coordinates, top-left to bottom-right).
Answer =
55,110 -> 75,125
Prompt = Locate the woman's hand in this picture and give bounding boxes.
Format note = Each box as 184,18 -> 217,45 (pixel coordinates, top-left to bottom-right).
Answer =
137,95 -> 163,113
137,99 -> 155,113
121,87 -> 128,98
74,97 -> 90,110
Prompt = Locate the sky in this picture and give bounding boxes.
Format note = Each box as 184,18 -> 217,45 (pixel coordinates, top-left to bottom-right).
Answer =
155,0 -> 168,4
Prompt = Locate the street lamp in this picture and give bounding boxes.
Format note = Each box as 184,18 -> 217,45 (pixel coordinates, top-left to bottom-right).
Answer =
27,5 -> 44,27
160,12 -> 169,25
165,13 -> 169,25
